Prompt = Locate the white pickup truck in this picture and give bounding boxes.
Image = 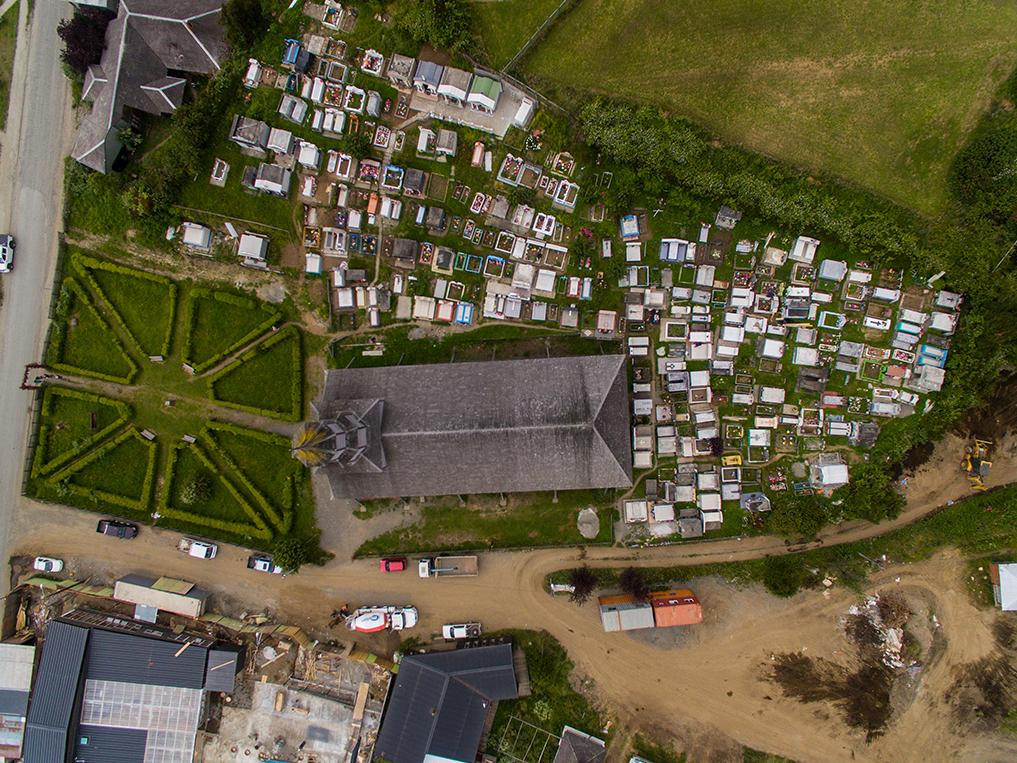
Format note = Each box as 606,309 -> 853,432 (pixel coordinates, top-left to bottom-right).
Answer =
442,622 -> 482,640
176,537 -> 217,559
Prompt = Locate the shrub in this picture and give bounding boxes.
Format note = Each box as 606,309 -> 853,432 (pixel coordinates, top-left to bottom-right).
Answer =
394,0 -> 474,56
272,533 -> 332,573
762,555 -> 807,598
221,0 -> 269,50
767,494 -> 830,540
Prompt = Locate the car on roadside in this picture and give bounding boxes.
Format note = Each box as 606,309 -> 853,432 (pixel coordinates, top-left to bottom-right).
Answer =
33,556 -> 64,573
96,519 -> 139,539
0,234 -> 14,273
379,557 -> 408,573
442,622 -> 482,641
247,554 -> 283,574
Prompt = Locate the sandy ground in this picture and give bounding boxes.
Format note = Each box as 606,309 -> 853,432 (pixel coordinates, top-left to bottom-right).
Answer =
9,424 -> 1017,762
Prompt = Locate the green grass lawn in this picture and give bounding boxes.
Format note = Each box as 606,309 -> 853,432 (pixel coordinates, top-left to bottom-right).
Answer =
67,429 -> 153,500
167,444 -> 258,525
520,0 -> 1017,214
356,490 -> 615,556
36,388 -> 129,473
0,2 -> 19,130
208,328 -> 302,418
473,0 -> 563,69
184,289 -> 281,371
48,279 -> 138,383
78,256 -> 177,356
208,423 -> 299,514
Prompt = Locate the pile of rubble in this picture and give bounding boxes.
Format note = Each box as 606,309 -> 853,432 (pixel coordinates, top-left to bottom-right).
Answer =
844,595 -> 907,670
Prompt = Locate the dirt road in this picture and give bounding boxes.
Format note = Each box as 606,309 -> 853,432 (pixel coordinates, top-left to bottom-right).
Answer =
11,429 -> 1017,762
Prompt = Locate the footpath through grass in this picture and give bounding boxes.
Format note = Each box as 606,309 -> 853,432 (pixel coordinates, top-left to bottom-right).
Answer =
520,0 -> 1017,214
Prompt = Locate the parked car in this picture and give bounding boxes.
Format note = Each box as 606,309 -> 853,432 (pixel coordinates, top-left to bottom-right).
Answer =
442,622 -> 482,641
96,519 -> 139,539
247,554 -> 282,574
379,557 -> 408,573
0,234 -> 13,273
33,556 -> 64,573
177,537 -> 217,559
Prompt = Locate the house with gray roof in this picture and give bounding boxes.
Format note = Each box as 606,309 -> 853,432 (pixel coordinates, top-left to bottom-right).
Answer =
412,59 -> 443,94
72,0 -> 227,173
22,612 -> 239,763
373,644 -> 521,763
296,354 -> 633,500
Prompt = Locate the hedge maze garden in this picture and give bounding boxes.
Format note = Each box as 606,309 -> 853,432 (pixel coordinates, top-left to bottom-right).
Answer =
27,250 -> 313,549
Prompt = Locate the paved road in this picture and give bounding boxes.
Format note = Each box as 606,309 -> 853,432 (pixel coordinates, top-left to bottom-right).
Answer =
0,0 -> 72,594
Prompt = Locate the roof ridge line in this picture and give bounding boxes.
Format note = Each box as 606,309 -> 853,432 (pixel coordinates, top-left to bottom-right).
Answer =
382,421 -> 593,438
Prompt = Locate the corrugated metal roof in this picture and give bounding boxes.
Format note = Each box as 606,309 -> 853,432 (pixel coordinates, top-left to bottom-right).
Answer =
22,621 -> 88,763
204,649 -> 240,693
74,724 -> 148,763
374,644 -> 517,763
86,630 -> 208,689
0,688 -> 30,716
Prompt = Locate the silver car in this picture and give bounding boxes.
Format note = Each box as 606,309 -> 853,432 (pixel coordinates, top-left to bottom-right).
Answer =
0,234 -> 13,273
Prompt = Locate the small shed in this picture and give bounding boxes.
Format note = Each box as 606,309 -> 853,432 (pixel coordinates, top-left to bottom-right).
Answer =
990,563 -> 1017,611
238,232 -> 269,263
598,594 -> 655,632
180,222 -> 212,251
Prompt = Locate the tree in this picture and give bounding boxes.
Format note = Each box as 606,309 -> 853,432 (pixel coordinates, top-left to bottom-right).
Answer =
58,8 -> 115,78
767,493 -> 829,540
833,461 -> 905,523
762,555 -> 807,598
117,126 -> 143,154
179,471 -> 213,506
220,0 -> 269,50
619,567 -> 650,601
568,566 -> 598,605
272,534 -> 333,573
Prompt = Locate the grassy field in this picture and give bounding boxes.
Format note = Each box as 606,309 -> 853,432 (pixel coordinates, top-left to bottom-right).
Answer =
67,430 -> 153,500
48,279 -> 138,383
167,444 -> 256,525
473,0 -> 563,69
86,263 -> 176,356
0,2 -> 18,130
184,289 -> 280,371
36,388 -> 129,473
356,490 -> 615,556
209,329 -> 302,418
520,0 -> 1017,214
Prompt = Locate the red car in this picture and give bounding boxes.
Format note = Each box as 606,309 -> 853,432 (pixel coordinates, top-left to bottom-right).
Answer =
379,557 -> 407,573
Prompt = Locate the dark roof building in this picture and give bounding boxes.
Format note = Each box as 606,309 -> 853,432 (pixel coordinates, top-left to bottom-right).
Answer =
296,355 -> 632,499
22,612 -> 239,763
72,1 -> 227,173
374,644 -> 519,763
553,727 -> 607,763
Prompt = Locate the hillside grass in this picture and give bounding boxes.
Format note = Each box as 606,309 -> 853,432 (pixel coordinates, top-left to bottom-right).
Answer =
520,0 -> 1017,214
473,0 -> 563,69
0,1 -> 18,130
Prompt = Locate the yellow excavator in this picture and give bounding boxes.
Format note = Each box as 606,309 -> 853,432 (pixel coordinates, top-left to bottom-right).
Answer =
962,438 -> 993,491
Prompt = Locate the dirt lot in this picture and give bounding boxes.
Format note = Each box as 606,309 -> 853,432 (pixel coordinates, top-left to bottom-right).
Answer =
9,423 -> 1017,762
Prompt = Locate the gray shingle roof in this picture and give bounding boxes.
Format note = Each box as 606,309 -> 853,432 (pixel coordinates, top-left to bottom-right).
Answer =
71,0 -> 227,172
314,355 -> 632,499
374,644 -> 518,763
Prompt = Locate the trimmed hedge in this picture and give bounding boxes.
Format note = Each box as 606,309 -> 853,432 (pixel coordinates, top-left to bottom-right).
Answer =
32,387 -> 132,478
201,424 -> 291,534
159,441 -> 272,540
48,428 -> 157,512
47,278 -> 139,384
182,288 -> 282,373
206,327 -> 303,421
71,252 -> 178,357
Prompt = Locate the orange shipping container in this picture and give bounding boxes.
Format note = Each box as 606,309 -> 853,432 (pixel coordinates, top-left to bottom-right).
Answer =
650,589 -> 703,627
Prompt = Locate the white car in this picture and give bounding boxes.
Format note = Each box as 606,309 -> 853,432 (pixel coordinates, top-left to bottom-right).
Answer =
442,622 -> 482,640
0,234 -> 13,273
247,555 -> 283,574
33,556 -> 63,573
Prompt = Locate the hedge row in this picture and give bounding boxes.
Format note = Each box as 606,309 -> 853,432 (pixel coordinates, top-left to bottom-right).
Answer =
159,442 -> 272,540
201,425 -> 291,534
206,327 -> 303,421
32,387 -> 132,478
48,279 -> 139,384
182,288 -> 282,373
48,428 -> 157,512
70,252 -> 178,357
